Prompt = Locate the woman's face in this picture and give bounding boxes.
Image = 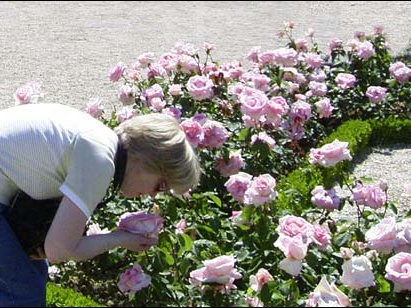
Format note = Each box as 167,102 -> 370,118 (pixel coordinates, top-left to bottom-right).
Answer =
120,157 -> 168,198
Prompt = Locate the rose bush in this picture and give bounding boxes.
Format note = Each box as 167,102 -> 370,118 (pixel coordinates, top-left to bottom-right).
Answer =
15,21 -> 411,306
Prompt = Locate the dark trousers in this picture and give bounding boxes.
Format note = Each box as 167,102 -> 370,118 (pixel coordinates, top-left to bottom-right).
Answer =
0,204 -> 48,307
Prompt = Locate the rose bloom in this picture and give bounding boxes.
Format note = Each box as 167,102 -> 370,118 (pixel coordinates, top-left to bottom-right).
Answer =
350,182 -> 387,209
13,81 -> 42,105
118,211 -> 164,238
274,234 -> 309,260
199,119 -> 230,149
385,252 -> 411,292
108,61 -> 126,82
365,86 -> 387,104
276,215 -> 313,239
117,263 -> 151,295
243,173 -> 277,206
335,72 -> 356,90
308,139 -> 352,168
311,185 -> 340,211
215,149 -> 245,177
224,172 -> 253,203
311,224 -> 332,251
365,216 -> 403,254
186,75 -> 214,101
305,276 -> 350,307
314,98 -> 334,118
189,255 -> 242,290
180,117 -> 205,148
340,255 -> 375,289
278,258 -> 303,276
85,97 -> 104,118
249,268 -> 274,292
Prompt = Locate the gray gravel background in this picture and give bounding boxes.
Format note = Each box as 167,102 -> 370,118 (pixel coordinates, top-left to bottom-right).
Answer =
1,1 -> 410,217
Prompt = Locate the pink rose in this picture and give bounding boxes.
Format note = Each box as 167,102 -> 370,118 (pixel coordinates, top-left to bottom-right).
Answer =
108,62 -> 126,82
186,75 -> 214,101
365,216 -> 403,253
274,234 -> 309,260
305,276 -> 350,307
180,117 -> 205,148
309,139 -> 352,168
189,255 -> 242,287
224,172 -> 253,203
276,215 -> 313,239
243,173 -> 277,206
117,263 -> 151,295
340,255 -> 375,289
385,252 -> 411,292
335,72 -> 356,90
199,119 -> 230,149
118,211 -> 164,238
13,81 -> 42,105
278,258 -> 303,276
249,268 -> 274,292
85,97 -> 104,118
311,185 -> 340,211
215,150 -> 245,177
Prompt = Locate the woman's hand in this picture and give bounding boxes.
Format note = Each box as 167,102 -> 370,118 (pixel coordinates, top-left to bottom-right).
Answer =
116,230 -> 159,252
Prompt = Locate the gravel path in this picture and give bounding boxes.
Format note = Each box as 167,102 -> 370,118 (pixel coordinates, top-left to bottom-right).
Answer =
1,1 -> 411,110
1,1 -> 410,215
331,144 -> 411,221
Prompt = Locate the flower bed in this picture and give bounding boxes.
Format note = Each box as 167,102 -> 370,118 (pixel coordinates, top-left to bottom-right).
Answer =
29,21 -> 411,306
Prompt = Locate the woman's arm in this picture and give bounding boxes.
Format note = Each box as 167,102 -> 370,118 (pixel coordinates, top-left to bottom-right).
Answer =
44,195 -> 157,264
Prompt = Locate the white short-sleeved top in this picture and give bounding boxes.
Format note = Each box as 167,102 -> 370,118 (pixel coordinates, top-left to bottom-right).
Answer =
0,103 -> 119,218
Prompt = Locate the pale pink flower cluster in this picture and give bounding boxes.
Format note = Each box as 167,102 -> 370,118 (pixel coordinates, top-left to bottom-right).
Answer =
355,40 -> 376,61
189,255 -> 242,293
174,218 -> 187,235
215,149 -> 245,177
335,73 -> 356,90
314,98 -> 334,118
108,62 -> 126,82
85,97 -> 104,118
309,139 -> 352,168
13,81 -> 43,105
385,252 -> 411,292
365,216 -> 411,254
365,85 -> 387,104
250,132 -> 276,150
224,172 -> 277,206
305,276 -> 350,307
249,268 -> 274,292
180,114 -> 230,149
140,83 -> 166,112
186,75 -> 215,101
350,181 -> 387,209
228,84 -> 289,128
389,61 -> 411,84
116,212 -> 164,294
117,263 -> 151,295
274,215 -> 331,276
340,255 -> 375,289
118,211 -> 164,239
311,185 -> 341,211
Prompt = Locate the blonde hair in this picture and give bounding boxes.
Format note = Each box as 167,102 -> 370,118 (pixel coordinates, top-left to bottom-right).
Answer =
114,113 -> 201,194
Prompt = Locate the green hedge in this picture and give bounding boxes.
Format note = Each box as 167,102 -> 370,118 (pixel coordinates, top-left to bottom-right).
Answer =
275,117 -> 411,215
46,282 -> 105,307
